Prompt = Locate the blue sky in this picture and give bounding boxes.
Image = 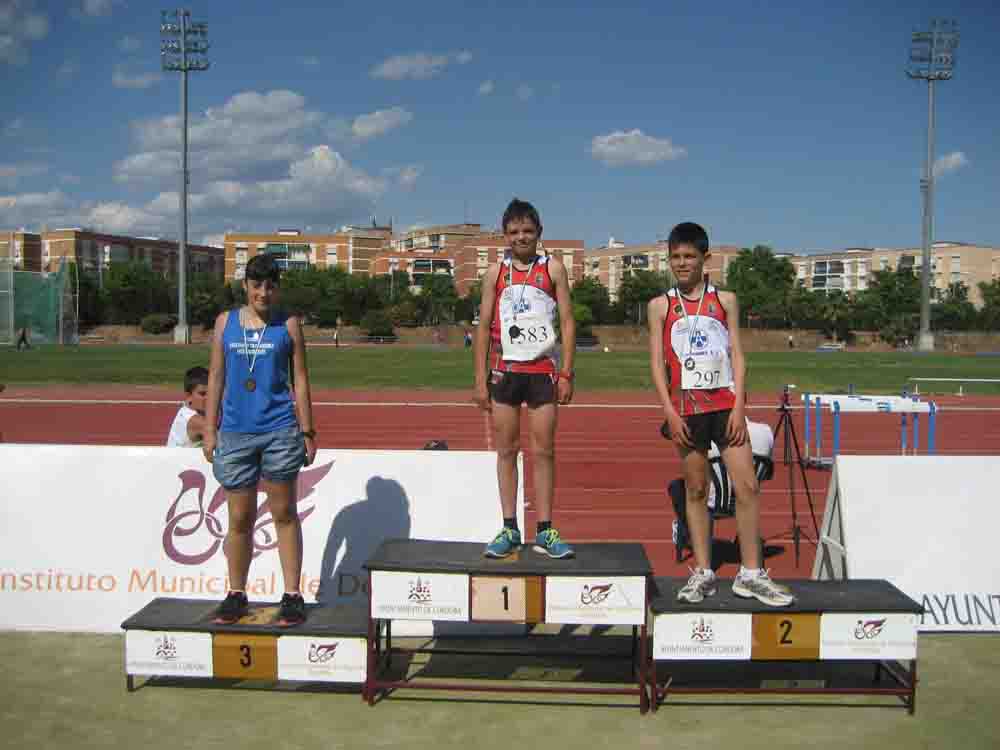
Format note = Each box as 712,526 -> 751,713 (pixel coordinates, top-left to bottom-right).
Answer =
1,0 -> 998,252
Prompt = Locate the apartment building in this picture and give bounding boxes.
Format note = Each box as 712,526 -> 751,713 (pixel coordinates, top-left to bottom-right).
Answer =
451,233 -> 585,297
224,226 -> 390,282
1,228 -> 223,278
583,241 -> 741,301
794,242 -> 1000,307
390,223 -> 484,254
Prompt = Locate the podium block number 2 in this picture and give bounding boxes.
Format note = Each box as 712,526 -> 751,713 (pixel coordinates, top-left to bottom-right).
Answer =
751,613 -> 820,660
471,576 -> 543,623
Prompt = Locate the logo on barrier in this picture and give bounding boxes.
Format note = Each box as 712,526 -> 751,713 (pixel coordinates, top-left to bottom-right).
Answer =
162,462 -> 333,565
854,618 -> 886,640
580,583 -> 614,606
154,635 -> 177,661
690,617 -> 715,644
308,643 -> 338,664
408,577 -> 432,604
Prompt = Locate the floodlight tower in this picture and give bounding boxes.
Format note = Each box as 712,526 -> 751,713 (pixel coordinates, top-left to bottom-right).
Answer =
907,19 -> 958,352
161,9 -> 210,344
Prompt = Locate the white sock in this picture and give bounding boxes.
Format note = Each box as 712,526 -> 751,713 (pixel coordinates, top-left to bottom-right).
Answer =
697,567 -> 716,579
739,566 -> 764,580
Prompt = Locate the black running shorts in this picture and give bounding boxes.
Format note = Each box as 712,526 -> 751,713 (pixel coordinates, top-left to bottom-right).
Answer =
489,371 -> 556,408
661,409 -> 732,453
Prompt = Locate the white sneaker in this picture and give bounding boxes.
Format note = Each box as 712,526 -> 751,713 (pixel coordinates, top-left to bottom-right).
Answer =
732,570 -> 794,607
677,568 -> 717,604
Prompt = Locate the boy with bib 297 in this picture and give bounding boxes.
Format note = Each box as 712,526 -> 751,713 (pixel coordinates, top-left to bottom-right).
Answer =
648,222 -> 793,607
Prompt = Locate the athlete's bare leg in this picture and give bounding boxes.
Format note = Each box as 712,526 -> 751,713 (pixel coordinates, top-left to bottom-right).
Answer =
492,402 -> 521,519
527,401 -> 557,523
261,478 -> 302,594
720,441 -> 762,569
680,448 -> 713,570
224,487 -> 258,590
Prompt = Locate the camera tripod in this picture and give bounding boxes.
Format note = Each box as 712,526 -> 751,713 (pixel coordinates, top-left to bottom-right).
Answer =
771,386 -> 821,566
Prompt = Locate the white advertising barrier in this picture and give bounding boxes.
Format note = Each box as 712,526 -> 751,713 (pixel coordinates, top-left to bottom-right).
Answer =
0,445 -> 523,634
812,455 -> 1000,632
801,394 -> 935,413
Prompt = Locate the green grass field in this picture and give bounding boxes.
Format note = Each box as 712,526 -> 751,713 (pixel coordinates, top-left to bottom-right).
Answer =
2,345 -> 1000,395
2,632 -> 998,749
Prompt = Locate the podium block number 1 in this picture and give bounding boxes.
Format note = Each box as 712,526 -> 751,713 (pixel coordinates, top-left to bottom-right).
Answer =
471,576 -> 543,623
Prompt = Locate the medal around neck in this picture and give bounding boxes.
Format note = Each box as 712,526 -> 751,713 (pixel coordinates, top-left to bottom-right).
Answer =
241,308 -> 268,393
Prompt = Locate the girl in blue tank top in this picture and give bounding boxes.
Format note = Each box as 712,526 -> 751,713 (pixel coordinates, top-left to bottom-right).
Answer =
202,254 -> 317,627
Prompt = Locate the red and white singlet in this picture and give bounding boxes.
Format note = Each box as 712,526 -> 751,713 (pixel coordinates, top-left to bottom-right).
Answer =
490,254 -> 558,375
662,284 -> 736,415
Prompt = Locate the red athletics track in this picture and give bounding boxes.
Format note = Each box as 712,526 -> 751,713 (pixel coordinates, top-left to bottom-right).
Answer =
2,386 -> 999,579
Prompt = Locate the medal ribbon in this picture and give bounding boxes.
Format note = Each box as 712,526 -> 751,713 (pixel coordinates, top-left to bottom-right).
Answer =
241,308 -> 268,378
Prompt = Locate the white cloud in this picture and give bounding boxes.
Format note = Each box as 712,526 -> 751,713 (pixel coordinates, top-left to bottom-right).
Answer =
397,165 -> 422,189
79,0 -> 119,16
0,0 -> 50,65
478,80 -> 494,96
112,67 -> 163,89
299,55 -> 320,68
590,129 -> 687,167
118,34 -> 141,53
515,84 -> 535,101
83,201 -> 160,234
201,233 -> 225,248
351,106 -> 413,142
0,162 -> 48,187
117,89 -> 323,183
0,190 -> 70,226
933,150 -> 968,178
370,50 -> 471,80
57,59 -> 79,77
2,117 -> 25,137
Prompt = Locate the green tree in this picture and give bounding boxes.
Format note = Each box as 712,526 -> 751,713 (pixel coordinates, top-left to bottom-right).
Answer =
724,246 -> 795,327
932,282 -> 976,331
573,302 -> 595,337
103,262 -> 172,324
864,268 -> 921,343
361,309 -> 395,338
186,272 -> 228,329
818,289 -> 852,341
74,265 -> 104,329
978,279 -> 1000,331
619,270 -> 671,324
418,275 -> 458,325
571,276 -> 611,324
786,284 -> 823,329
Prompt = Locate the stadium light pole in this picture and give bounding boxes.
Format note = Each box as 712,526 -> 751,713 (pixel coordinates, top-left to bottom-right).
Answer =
161,9 -> 210,344
907,19 -> 958,353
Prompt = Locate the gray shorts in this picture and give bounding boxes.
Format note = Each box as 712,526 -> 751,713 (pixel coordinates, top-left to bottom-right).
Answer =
212,425 -> 305,490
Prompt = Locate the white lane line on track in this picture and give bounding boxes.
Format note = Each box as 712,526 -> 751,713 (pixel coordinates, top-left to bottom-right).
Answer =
3,398 -> 999,412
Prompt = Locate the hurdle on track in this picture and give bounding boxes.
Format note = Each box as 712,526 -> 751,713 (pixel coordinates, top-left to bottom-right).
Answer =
803,392 -> 937,468
910,377 -> 1000,396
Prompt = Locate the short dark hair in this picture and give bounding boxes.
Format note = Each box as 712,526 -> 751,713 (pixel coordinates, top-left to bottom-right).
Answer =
501,198 -> 542,235
244,254 -> 281,284
667,222 -> 709,254
184,366 -> 209,394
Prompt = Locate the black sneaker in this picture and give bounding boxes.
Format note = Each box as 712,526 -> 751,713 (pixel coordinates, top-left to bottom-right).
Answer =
277,593 -> 306,627
214,590 -> 248,624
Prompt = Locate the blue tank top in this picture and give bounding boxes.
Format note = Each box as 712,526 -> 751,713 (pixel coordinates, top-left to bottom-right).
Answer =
220,308 -> 298,434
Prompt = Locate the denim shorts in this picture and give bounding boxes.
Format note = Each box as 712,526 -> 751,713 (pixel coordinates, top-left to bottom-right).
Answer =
212,425 -> 305,490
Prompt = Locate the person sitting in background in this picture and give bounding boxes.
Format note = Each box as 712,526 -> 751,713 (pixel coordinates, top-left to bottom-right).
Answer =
166,366 -> 209,448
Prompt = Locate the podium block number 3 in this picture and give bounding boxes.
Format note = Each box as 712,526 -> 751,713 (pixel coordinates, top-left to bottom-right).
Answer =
471,576 -> 543,623
213,634 -> 278,679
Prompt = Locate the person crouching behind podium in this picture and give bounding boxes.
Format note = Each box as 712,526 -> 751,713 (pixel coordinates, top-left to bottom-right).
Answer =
202,254 -> 318,626
648,222 -> 793,607
474,198 -> 576,559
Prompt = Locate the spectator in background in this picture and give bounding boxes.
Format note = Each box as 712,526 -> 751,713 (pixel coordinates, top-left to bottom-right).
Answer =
166,366 -> 209,448
16,326 -> 30,351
